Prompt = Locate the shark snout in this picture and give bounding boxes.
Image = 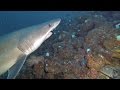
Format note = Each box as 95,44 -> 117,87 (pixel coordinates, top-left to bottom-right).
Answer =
45,18 -> 61,38
54,18 -> 61,27
48,18 -> 61,32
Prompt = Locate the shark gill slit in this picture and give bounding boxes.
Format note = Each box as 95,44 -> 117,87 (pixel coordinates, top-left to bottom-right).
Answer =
17,38 -> 35,55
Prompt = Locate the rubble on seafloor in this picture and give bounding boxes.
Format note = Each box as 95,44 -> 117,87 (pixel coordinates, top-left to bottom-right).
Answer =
16,11 -> 120,79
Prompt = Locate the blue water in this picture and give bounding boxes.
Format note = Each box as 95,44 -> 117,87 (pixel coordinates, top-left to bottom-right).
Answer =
0,11 -> 88,36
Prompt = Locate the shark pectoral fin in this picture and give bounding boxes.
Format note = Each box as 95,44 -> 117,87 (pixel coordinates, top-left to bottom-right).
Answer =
7,54 -> 27,79
45,32 -> 52,40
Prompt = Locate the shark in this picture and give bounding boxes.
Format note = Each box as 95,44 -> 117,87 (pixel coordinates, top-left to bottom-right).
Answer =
0,18 -> 61,79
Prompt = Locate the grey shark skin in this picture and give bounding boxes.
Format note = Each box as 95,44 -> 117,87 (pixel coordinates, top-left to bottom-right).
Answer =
0,18 -> 61,79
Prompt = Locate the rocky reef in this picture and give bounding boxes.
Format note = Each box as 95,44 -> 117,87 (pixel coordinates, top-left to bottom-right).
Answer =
16,11 -> 120,79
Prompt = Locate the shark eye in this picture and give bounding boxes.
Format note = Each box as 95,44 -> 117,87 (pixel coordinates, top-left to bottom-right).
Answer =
48,24 -> 52,27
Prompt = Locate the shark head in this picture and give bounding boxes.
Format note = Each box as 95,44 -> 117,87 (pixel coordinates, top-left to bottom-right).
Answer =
0,18 -> 61,79
18,18 -> 61,55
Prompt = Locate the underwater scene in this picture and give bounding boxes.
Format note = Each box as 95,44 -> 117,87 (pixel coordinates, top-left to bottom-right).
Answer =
0,11 -> 120,79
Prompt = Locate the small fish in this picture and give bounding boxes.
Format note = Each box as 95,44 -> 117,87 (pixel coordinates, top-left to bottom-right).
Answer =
0,18 -> 61,79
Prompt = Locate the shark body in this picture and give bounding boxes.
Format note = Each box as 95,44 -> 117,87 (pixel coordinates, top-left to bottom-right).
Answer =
0,18 -> 61,79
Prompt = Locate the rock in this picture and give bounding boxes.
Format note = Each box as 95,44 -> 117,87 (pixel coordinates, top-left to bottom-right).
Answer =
115,23 -> 120,29
100,65 -> 120,79
87,68 -> 99,79
17,55 -> 45,79
116,35 -> 120,41
26,55 -> 44,67
86,53 -> 106,71
97,73 -> 110,79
